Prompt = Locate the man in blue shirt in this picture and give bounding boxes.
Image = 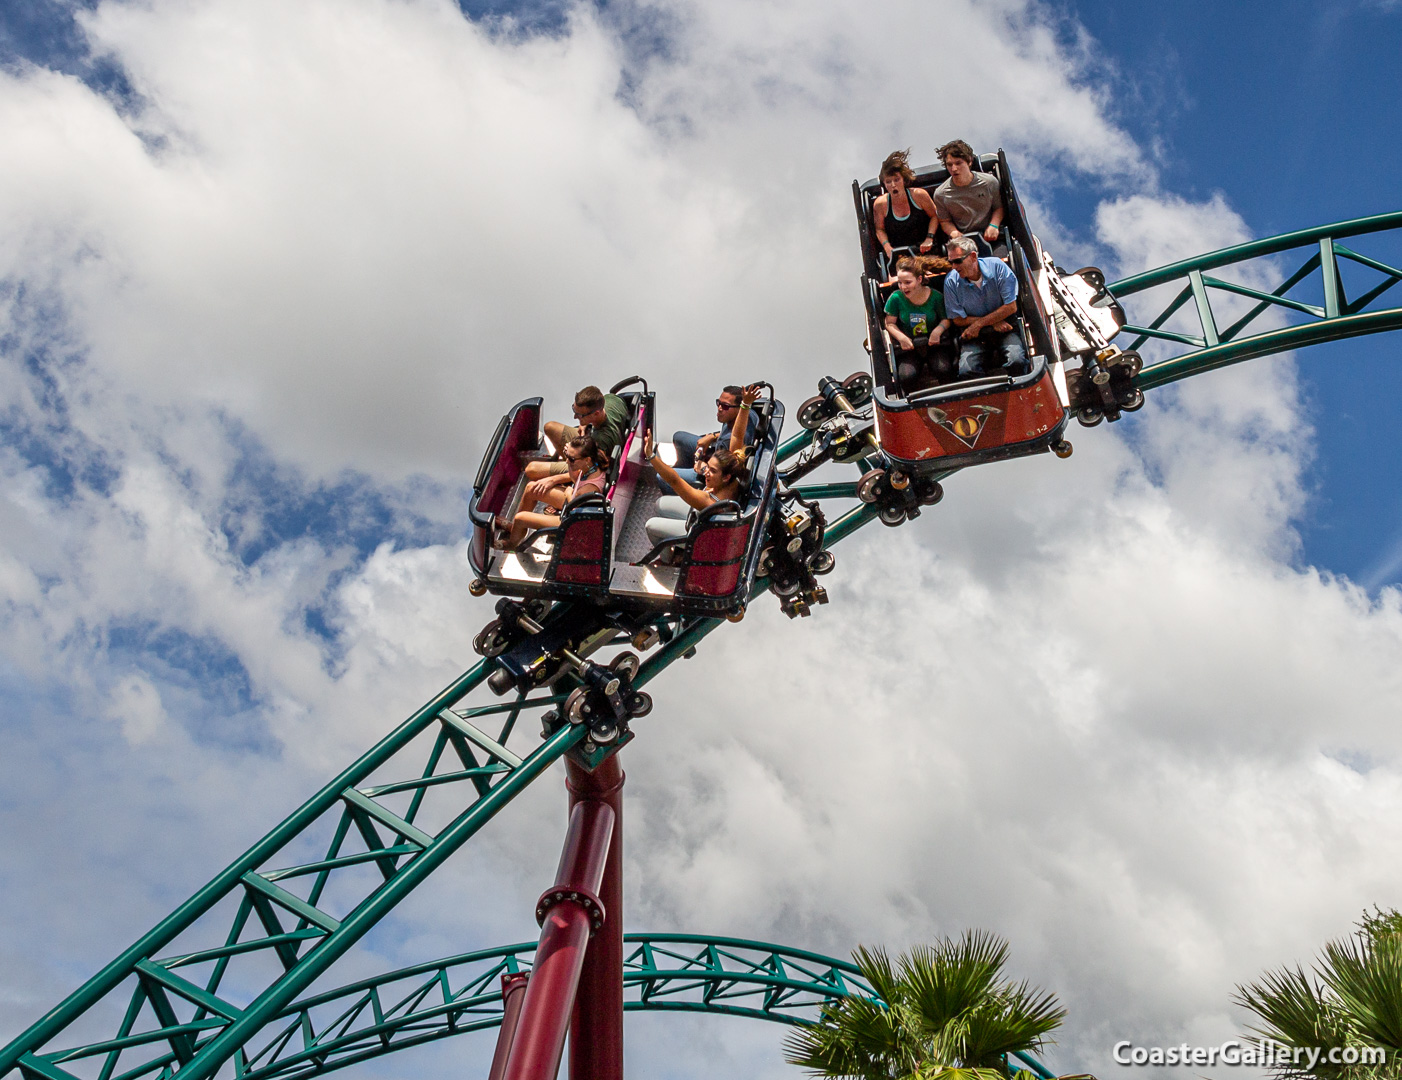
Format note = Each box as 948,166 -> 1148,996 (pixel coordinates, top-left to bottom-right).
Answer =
942,236 -> 1028,378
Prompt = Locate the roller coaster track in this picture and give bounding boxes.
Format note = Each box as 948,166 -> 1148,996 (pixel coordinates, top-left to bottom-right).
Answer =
1112,211 -> 1402,390
172,935 -> 887,1080
4,215 -> 1401,1080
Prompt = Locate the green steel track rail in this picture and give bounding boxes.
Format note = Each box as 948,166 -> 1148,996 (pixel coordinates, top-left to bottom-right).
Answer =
1110,212 -> 1402,390
11,215 -> 1399,1080
38,932 -> 1044,1080
0,437 -> 877,1080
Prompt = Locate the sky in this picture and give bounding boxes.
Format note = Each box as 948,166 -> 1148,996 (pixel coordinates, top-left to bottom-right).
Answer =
0,1 -> 1401,1079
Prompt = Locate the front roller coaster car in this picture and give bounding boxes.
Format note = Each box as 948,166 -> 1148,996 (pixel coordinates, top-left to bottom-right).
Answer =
851,148 -> 1142,478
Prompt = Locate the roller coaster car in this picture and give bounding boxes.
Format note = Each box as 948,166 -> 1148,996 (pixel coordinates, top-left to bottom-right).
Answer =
467,379 -> 785,618
851,149 -> 1140,471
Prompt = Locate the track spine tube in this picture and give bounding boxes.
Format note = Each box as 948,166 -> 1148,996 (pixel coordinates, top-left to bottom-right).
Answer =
565,758 -> 625,1080
502,801 -> 615,1080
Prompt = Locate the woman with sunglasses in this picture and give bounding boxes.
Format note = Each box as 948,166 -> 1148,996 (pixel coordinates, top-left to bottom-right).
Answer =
643,434 -> 751,548
496,434 -> 610,550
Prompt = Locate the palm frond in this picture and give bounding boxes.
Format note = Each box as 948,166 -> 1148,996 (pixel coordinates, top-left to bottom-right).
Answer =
902,932 -> 1008,1034
1320,934 -> 1402,1052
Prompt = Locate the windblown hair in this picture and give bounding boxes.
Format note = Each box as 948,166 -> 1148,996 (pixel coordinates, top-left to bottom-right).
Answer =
936,139 -> 976,166
708,447 -> 751,489
895,253 -> 952,279
879,149 -> 917,185
945,235 -> 980,259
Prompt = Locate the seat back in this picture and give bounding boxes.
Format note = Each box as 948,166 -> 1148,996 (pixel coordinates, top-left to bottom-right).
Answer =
676,502 -> 753,601
670,398 -> 785,611
606,400 -> 650,560
545,492 -> 612,591
467,398 -> 542,574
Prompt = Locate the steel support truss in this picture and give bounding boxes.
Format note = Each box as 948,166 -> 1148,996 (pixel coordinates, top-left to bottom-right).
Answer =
25,932 -> 1040,1080
9,210 -> 1402,1080
0,441 -> 877,1080
1111,212 -> 1402,390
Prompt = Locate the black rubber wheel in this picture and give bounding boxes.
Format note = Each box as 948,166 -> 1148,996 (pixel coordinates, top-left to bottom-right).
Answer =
609,652 -> 640,681
590,718 -> 619,745
474,620 -> 512,658
1077,408 -> 1104,428
918,481 -> 944,506
565,687 -> 591,725
810,550 -> 836,575
842,371 -> 874,407
628,692 -> 653,718
879,505 -> 906,527
798,395 -> 831,430
1120,388 -> 1146,412
1118,351 -> 1144,377
857,469 -> 887,504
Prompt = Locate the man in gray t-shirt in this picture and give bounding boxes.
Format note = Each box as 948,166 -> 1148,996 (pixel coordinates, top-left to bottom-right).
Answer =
932,139 -> 1005,252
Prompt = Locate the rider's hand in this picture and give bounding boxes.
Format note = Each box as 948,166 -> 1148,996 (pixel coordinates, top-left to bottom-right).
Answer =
919,237 -> 933,253
983,225 -> 1000,243
992,320 -> 1013,334
961,324 -> 981,341
740,384 -> 761,408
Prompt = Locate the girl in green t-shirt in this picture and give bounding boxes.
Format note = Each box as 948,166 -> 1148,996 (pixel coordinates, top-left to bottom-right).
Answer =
883,255 -> 954,389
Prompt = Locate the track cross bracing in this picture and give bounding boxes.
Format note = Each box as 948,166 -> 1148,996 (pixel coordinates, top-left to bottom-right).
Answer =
1111,212 -> 1402,389
9,215 -> 1402,1080
0,431 -> 879,1080
128,933 -> 1050,1080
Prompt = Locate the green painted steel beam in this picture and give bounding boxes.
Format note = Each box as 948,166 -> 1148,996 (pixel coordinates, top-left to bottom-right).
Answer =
1109,211 -> 1402,295
105,932 -> 1049,1080
792,481 -> 861,500
1,461 -> 894,1080
1136,309 -> 1402,391
1106,213 -> 1402,394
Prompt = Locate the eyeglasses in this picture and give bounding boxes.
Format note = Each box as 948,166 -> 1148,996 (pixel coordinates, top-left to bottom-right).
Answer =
950,252 -> 978,263
571,407 -> 599,420
565,456 -> 586,469
716,399 -> 739,409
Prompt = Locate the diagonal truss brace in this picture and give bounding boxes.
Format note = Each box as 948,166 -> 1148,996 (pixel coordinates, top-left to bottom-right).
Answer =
1109,211 -> 1402,390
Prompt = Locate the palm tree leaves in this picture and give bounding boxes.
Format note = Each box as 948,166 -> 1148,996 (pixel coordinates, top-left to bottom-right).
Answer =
784,931 -> 1065,1080
1235,910 -> 1402,1080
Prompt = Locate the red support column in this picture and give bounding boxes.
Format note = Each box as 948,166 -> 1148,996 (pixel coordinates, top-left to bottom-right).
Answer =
501,799 -> 614,1080
487,972 -> 529,1080
566,757 -> 625,1080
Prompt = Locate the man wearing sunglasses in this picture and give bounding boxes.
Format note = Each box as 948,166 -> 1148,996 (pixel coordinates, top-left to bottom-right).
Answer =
668,385 -> 761,488
523,384 -> 629,483
942,236 -> 1028,379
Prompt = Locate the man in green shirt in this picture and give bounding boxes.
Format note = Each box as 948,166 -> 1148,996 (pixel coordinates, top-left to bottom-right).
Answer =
525,385 -> 630,481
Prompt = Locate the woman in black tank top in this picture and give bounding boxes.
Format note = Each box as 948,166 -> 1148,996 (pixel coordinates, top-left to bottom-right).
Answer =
873,149 -> 938,259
